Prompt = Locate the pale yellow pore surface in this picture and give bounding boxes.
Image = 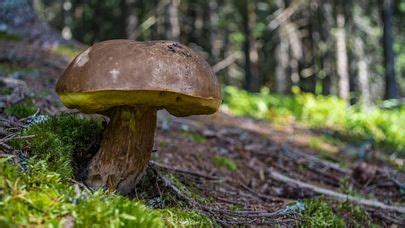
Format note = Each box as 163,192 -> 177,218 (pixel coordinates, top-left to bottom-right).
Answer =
58,90 -> 221,117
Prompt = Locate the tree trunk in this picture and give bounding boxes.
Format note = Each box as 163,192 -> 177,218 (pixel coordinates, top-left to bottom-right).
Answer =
124,0 -> 138,40
241,0 -> 260,92
167,0 -> 180,41
354,37 -> 371,105
209,0 -> 220,62
381,0 -> 399,99
275,34 -> 289,94
335,6 -> 350,101
319,1 -> 332,95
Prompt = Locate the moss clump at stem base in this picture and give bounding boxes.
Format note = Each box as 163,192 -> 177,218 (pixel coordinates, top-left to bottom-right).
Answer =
11,115 -> 103,177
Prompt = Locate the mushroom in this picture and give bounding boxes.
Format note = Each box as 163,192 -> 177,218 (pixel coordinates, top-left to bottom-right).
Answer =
56,40 -> 221,194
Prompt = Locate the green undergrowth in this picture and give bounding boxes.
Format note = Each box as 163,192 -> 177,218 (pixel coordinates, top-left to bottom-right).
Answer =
2,115 -> 213,227
0,62 -> 38,74
223,86 -> 405,156
52,45 -> 84,59
299,198 -> 375,227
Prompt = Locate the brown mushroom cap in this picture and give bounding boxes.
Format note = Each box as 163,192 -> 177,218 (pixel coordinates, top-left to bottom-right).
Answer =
56,40 -> 221,116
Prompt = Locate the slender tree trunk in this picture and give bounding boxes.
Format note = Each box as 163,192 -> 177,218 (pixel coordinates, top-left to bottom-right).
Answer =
354,37 -> 371,105
248,1 -> 260,91
241,0 -> 252,91
125,0 -> 138,40
221,28 -> 231,84
155,0 -> 166,39
275,34 -> 289,94
167,0 -> 180,41
335,6 -> 350,101
321,1 -> 336,95
241,0 -> 260,92
381,0 -> 399,99
209,0 -> 219,62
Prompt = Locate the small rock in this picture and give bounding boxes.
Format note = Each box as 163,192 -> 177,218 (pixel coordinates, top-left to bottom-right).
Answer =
147,197 -> 165,209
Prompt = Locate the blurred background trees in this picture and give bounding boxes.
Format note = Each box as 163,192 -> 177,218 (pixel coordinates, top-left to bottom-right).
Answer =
11,0 -> 404,103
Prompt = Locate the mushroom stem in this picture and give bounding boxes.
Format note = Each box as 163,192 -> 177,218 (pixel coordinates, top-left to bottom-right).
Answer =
86,106 -> 157,194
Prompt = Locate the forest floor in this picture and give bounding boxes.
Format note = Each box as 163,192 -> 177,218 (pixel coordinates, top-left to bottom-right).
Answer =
0,39 -> 404,226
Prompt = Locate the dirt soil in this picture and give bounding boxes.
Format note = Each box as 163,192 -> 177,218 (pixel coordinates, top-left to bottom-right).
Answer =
1,40 -> 404,226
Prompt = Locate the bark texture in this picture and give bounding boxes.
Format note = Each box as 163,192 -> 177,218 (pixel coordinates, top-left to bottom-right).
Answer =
86,106 -> 157,194
381,0 -> 399,99
335,11 -> 350,101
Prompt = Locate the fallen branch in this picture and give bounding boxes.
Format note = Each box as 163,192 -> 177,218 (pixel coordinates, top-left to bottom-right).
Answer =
267,0 -> 303,31
269,169 -> 405,214
240,183 -> 292,203
281,145 -> 349,174
212,52 -> 240,73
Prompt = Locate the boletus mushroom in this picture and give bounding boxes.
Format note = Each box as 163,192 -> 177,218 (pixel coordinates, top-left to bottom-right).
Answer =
56,40 -> 221,194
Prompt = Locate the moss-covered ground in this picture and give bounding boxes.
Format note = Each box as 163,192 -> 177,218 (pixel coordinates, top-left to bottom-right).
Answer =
1,114 -> 214,227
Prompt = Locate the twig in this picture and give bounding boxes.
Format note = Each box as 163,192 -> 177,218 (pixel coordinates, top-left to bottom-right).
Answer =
1,134 -> 35,143
150,160 -> 222,181
19,108 -> 40,122
0,142 -> 11,150
269,168 -> 405,214
68,178 -> 94,193
240,183 -> 292,203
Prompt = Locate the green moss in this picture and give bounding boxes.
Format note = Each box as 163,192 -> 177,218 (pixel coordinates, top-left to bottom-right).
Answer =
74,191 -> 164,227
160,208 -> 215,227
52,45 -> 84,59
212,156 -> 238,171
299,198 -> 345,227
299,198 -> 375,227
4,98 -> 37,118
0,159 -> 214,227
339,177 -> 359,197
0,87 -> 13,95
0,63 -> 38,73
0,32 -> 22,41
0,159 -> 162,227
11,115 -> 103,177
159,141 -> 168,149
186,132 -> 207,143
336,201 -> 374,227
229,204 -> 242,211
